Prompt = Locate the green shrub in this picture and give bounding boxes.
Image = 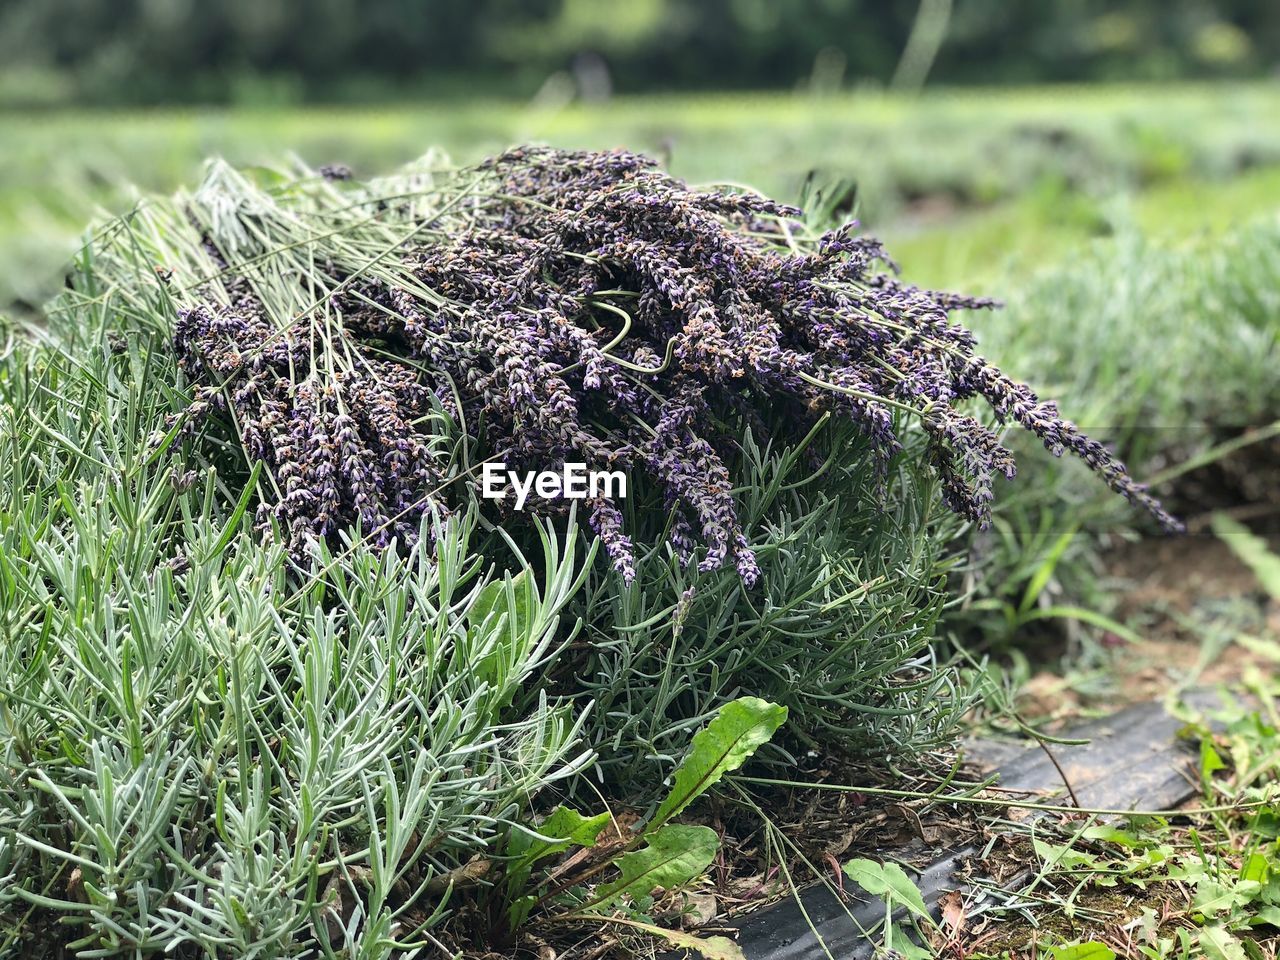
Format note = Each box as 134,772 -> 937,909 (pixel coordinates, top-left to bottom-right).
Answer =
556,420 -> 972,785
0,297 -> 595,956
9,144 -> 1162,954
50,152 -> 989,794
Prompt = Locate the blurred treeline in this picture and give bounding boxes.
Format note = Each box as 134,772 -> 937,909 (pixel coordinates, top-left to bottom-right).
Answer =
0,0 -> 1276,107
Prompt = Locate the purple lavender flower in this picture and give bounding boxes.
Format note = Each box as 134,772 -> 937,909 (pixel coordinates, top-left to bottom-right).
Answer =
168,146 -> 1180,579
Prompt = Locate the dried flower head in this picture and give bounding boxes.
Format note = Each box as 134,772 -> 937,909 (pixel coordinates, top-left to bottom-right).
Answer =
171,147 -> 1179,578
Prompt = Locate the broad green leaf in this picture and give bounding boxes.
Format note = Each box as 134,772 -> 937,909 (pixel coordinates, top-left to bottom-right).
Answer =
1213,513 -> 1280,600
1021,605 -> 1143,645
1197,926 -> 1247,960
587,824 -> 718,910
1032,838 -> 1104,872
509,806 -> 612,866
581,918 -> 744,960
1240,852 -> 1269,885
1251,905 -> 1280,927
469,569 -> 535,632
505,894 -> 536,933
650,697 -> 787,829
887,924 -> 933,959
505,806 -> 613,931
1193,878 -> 1250,916
1049,943 -> 1117,960
1081,824 -> 1143,848
841,858 -> 931,921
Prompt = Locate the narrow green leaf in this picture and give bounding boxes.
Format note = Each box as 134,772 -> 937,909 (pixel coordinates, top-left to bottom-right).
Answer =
120,638 -> 136,719
1081,824 -> 1142,848
1021,605 -> 1143,645
1018,527 -> 1077,615
1200,738 -> 1226,793
646,929 -> 745,960
203,461 -> 261,563
650,697 -> 786,830
1213,513 -> 1280,600
506,894 -> 537,933
59,731 -> 86,765
214,779 -> 227,840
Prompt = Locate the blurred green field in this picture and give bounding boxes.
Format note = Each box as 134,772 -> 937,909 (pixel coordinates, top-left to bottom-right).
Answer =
4,81 -> 1280,307
5,80 -> 1280,960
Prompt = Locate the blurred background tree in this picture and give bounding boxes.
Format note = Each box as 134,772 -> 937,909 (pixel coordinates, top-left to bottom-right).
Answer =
0,0 -> 1274,107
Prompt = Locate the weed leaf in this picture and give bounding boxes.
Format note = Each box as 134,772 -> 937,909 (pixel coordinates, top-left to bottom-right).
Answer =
586,824 -> 718,910
887,925 -> 934,960
1197,926 -> 1247,960
203,460 -> 260,562
1212,513 -> 1280,599
1200,738 -> 1227,794
583,918 -> 745,960
469,569 -> 535,633
509,806 -> 612,867
1049,944 -> 1116,960
650,697 -> 787,829
841,858 -> 931,921
640,927 -> 745,960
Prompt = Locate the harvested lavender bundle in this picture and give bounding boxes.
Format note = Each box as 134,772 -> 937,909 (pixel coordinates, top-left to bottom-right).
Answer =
166,231 -> 454,558
169,147 -> 1178,578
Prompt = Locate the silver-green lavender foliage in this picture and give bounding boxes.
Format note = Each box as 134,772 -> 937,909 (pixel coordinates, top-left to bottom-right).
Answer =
948,220 -> 1280,646
555,419 -> 974,785
0,273 -> 595,956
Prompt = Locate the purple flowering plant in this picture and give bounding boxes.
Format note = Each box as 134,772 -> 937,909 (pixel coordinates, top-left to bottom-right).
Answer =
160,147 -> 1177,579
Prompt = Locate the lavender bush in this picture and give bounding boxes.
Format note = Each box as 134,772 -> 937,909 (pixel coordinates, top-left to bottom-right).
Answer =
1,146 -> 1208,958
552,418 -> 975,783
167,147 -> 1177,581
